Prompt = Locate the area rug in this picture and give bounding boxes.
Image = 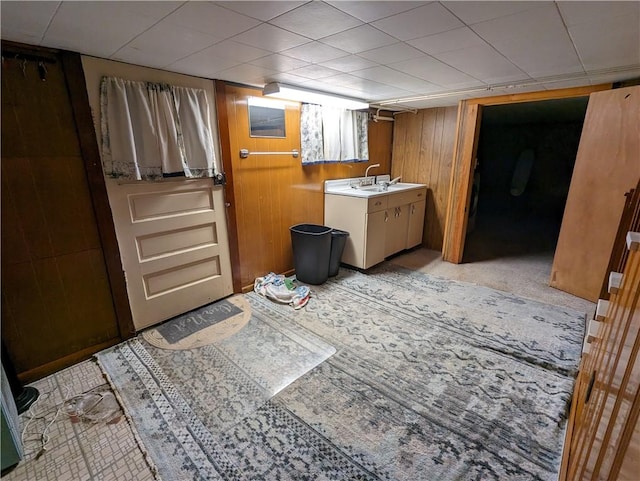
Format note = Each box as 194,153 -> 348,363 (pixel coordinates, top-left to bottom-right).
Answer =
97,264 -> 585,481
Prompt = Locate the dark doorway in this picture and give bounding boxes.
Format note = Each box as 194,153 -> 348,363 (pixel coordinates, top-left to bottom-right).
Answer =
463,97 -> 589,264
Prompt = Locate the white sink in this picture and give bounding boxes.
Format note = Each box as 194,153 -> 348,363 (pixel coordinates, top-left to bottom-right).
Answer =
324,177 -> 426,198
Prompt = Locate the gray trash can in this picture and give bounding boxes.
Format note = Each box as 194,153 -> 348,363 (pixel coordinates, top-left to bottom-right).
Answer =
329,229 -> 349,276
290,224 -> 332,285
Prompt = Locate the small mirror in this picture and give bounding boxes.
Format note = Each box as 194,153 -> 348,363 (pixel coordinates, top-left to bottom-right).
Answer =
248,97 -> 286,138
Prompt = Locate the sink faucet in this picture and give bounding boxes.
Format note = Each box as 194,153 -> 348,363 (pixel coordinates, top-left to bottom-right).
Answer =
365,163 -> 380,179
360,163 -> 380,187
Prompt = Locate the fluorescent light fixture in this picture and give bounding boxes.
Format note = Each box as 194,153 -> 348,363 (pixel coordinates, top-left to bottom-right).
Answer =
263,82 -> 369,110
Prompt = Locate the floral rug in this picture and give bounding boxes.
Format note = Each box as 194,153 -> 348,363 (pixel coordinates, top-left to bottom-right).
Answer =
97,264 -> 586,480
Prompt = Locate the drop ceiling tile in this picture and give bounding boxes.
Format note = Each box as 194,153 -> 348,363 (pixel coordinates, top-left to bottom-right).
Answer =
350,65 -> 439,92
471,4 -> 583,78
569,14 -> 640,71
372,3 -> 464,41
557,1 -> 639,27
408,27 -> 487,56
167,47 -> 242,78
327,1 -> 425,23
319,25 -> 397,54
214,1 -> 306,21
269,2 -> 362,40
319,55 -> 378,73
471,4 -> 562,44
200,40 -> 272,63
434,44 -> 528,84
111,47 -> 178,70
165,2 -> 260,39
298,78 -> 370,99
266,72 -> 313,86
324,73 -> 404,95
358,42 -> 425,64
290,64 -> 342,80
389,56 -> 483,88
232,23 -> 309,52
441,1 -> 543,25
250,54 -> 310,71
42,1 -> 181,57
217,63 -> 276,85
113,22 -> 221,66
0,1 -> 60,45
281,41 -> 349,63
366,87 -> 417,102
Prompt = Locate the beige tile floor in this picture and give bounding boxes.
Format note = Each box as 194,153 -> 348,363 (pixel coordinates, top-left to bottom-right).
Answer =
3,360 -> 155,481
4,248 -> 592,480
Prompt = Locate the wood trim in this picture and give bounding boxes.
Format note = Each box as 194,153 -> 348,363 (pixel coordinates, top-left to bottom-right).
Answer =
215,80 -> 242,293
442,83 -> 614,264
59,51 -> 135,338
442,102 -> 481,263
17,338 -> 121,384
465,84 -> 612,106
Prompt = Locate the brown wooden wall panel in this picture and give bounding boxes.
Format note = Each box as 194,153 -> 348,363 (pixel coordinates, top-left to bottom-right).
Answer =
1,43 -> 123,381
391,106 -> 458,250
220,84 -> 393,290
551,86 -> 640,302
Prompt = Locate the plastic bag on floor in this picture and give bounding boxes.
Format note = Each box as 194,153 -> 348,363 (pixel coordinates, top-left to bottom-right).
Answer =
254,272 -> 310,309
64,385 -> 122,424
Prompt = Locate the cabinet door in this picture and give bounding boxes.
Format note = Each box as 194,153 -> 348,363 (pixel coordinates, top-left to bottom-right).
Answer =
364,210 -> 387,269
385,205 -> 410,257
407,200 -> 426,249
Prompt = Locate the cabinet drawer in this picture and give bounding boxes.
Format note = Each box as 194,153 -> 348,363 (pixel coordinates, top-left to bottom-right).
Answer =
387,188 -> 427,208
367,196 -> 388,213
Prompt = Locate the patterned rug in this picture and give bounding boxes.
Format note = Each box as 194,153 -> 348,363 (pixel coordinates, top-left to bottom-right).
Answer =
97,264 -> 585,481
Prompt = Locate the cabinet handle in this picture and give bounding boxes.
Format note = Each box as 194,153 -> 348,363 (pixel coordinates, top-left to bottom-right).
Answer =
384,211 -> 388,222
417,193 -> 423,197
375,201 -> 382,206
411,205 -> 415,214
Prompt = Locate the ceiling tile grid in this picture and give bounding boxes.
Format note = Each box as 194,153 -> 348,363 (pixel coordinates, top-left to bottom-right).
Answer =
1,1 -> 639,109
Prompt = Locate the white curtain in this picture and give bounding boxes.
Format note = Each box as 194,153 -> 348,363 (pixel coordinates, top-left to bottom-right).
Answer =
100,77 -> 217,180
300,104 -> 368,165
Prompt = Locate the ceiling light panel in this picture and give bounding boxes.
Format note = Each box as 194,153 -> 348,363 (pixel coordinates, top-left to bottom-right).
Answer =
263,82 -> 369,109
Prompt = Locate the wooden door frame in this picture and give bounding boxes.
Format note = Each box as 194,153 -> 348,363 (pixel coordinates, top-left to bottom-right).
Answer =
441,84 -> 613,264
60,50 -> 135,339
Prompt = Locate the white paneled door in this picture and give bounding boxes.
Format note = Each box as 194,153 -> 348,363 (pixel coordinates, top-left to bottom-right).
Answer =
107,179 -> 233,330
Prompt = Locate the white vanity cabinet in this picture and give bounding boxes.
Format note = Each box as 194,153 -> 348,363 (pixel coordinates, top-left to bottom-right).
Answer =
324,183 -> 427,270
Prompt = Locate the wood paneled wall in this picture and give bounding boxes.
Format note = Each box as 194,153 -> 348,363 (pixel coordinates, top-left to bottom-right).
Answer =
1,43 -> 126,381
391,106 -> 458,250
218,83 -> 393,290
